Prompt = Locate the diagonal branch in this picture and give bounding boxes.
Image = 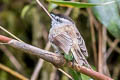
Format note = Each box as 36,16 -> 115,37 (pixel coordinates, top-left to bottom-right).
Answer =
0,35 -> 113,80
0,63 -> 28,80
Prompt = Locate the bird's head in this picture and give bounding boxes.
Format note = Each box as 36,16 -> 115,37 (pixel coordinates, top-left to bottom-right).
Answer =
50,13 -> 74,28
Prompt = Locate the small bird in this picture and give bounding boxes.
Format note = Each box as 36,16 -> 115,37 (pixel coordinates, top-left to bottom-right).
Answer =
49,13 -> 91,68
35,0 -> 91,68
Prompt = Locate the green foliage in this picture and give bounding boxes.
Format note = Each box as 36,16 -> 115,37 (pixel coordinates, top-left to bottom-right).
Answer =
64,53 -> 73,61
48,0 -> 61,11
48,0 -> 114,8
21,1 -> 35,19
21,5 -> 32,19
88,0 -> 120,38
69,68 -> 93,80
0,71 -> 8,80
0,0 -> 120,80
81,74 -> 93,80
69,68 -> 82,80
48,3 -> 57,12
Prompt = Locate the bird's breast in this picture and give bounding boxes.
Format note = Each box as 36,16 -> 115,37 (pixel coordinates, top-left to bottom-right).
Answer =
50,25 -> 75,36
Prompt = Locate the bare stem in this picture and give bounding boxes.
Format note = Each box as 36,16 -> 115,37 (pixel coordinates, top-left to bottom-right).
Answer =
0,63 -> 28,80
36,0 -> 53,19
87,8 -> 97,68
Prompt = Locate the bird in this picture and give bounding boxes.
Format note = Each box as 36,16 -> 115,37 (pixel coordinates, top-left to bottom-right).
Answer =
48,13 -> 91,69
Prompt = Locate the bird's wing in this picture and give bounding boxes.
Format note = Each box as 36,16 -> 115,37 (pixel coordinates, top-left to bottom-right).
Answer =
71,46 -> 92,69
74,26 -> 88,57
51,32 -> 73,54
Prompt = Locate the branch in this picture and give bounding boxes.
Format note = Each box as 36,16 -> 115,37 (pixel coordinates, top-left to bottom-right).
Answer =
0,35 -> 113,80
0,63 -> 28,80
87,8 -> 97,68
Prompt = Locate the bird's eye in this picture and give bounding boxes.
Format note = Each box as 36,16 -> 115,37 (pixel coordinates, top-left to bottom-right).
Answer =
56,18 -> 59,21
56,18 -> 62,23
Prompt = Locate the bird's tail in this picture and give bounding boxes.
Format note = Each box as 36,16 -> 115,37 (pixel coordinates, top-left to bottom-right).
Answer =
71,47 -> 92,69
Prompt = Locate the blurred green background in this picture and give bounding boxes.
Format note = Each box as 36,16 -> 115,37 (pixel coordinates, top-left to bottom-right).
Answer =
0,0 -> 120,80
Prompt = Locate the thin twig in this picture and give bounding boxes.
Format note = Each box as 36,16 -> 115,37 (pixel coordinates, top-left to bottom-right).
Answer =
68,62 -> 113,80
50,67 -> 57,80
102,27 -> 111,77
58,68 -> 74,80
0,45 -> 23,72
107,38 -> 120,54
0,63 -> 28,80
98,24 -> 103,73
64,0 -> 74,16
31,59 -> 44,80
114,47 -> 120,54
87,8 -> 97,68
106,38 -> 119,60
0,26 -> 23,42
64,8 -> 73,16
36,0 -> 53,19
112,64 -> 120,79
102,27 -> 107,57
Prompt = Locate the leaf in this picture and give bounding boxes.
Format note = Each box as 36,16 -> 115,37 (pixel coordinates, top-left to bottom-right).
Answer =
21,1 -> 35,19
69,68 -> 82,80
48,0 -> 115,8
48,0 -> 63,11
48,3 -> 58,12
64,53 -> 73,61
81,73 -> 93,80
88,0 -> 120,38
21,5 -> 31,19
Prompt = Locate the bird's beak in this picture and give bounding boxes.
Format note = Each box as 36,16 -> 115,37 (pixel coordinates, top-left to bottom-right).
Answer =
50,14 -> 55,21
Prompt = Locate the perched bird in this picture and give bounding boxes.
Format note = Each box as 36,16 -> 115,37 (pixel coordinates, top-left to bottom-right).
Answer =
49,13 -> 91,68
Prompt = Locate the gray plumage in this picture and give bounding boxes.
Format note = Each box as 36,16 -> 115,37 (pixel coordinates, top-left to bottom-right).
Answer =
49,13 -> 91,68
